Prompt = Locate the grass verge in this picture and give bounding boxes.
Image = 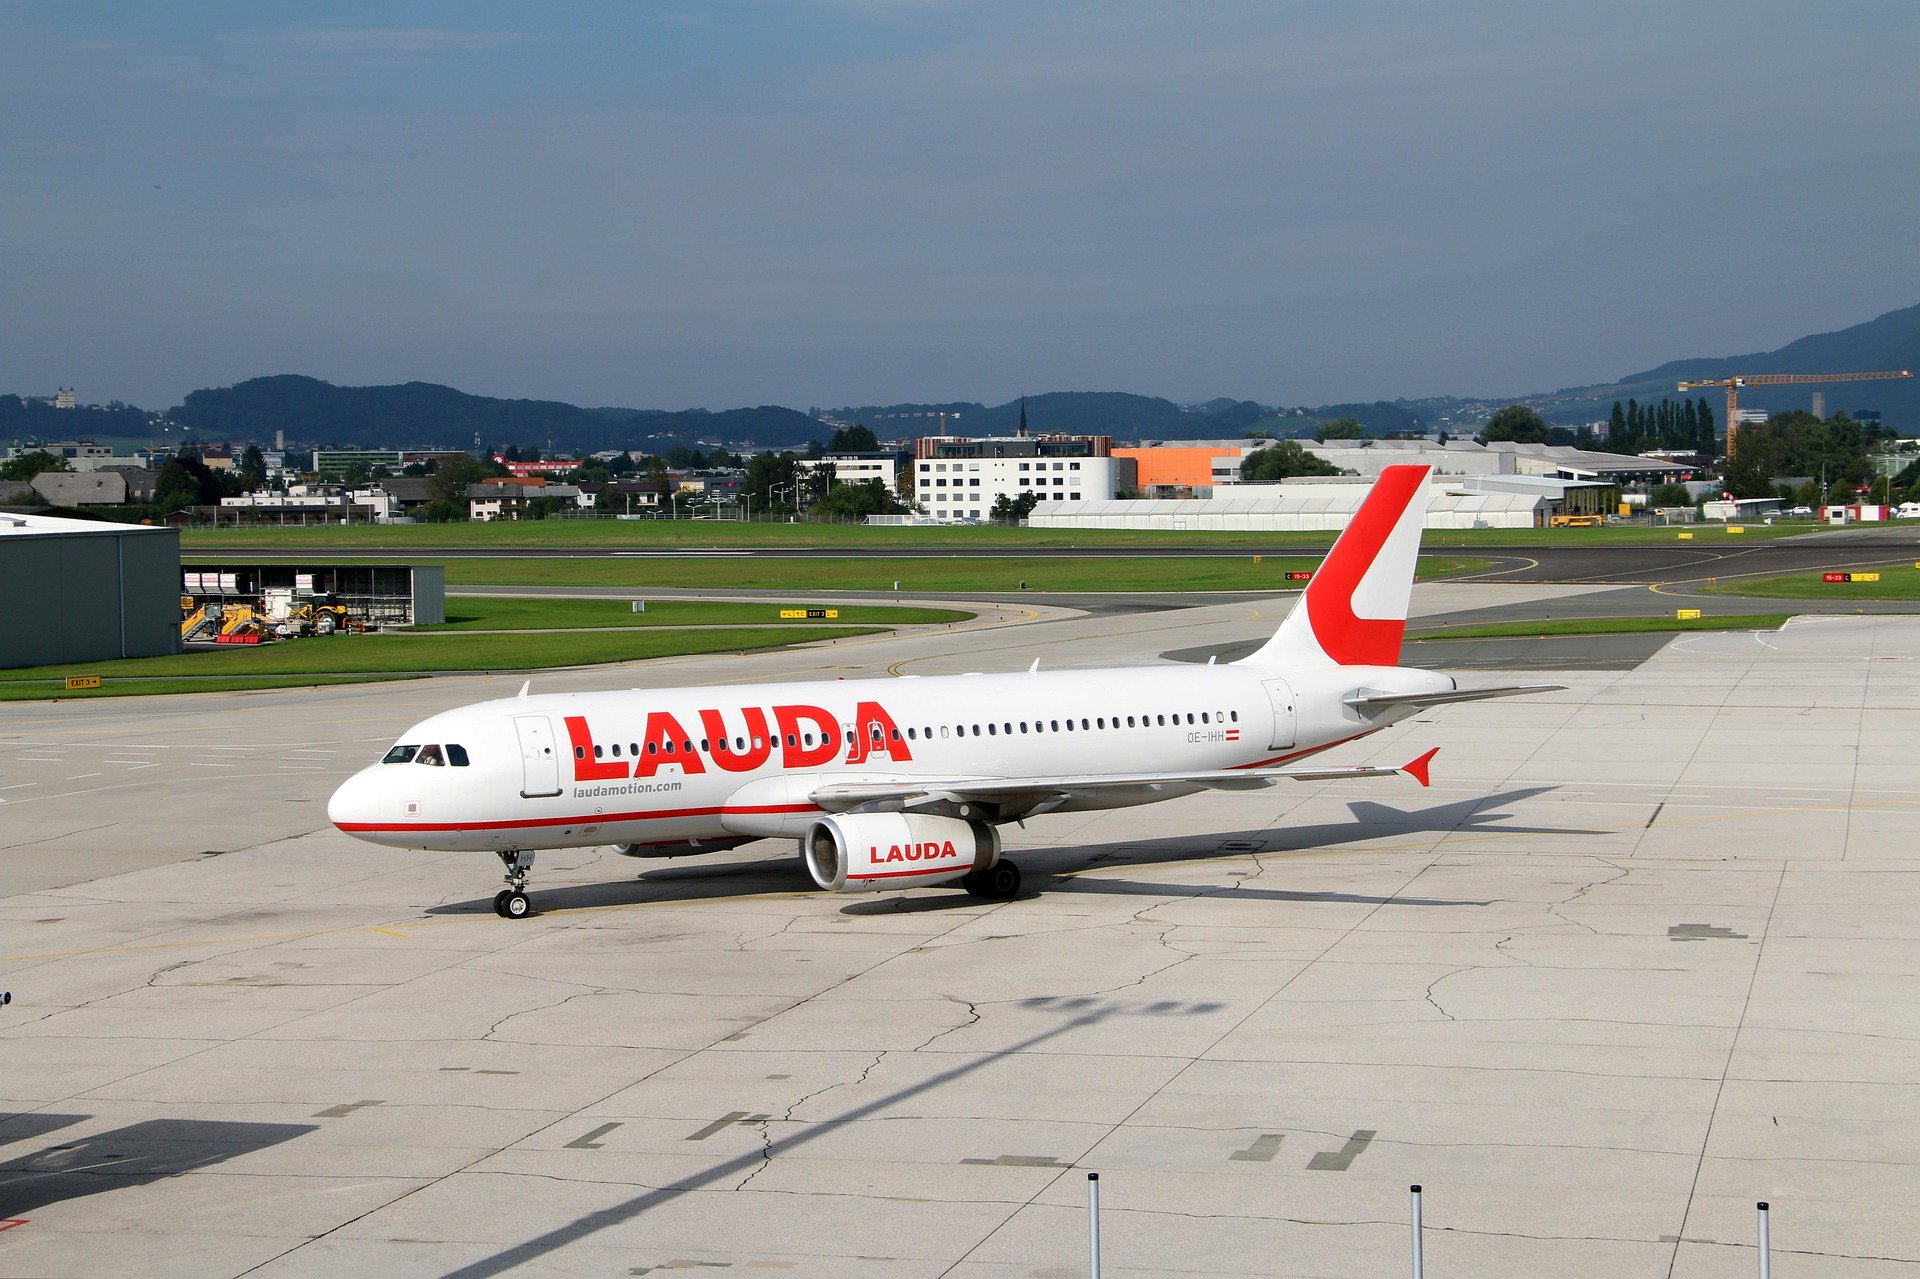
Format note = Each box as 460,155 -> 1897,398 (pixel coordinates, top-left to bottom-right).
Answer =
1701,564 -> 1920,601
424,598 -> 972,630
417,555 -> 1488,592
178,519 -> 1838,551
1407,613 -> 1793,642
0,626 -> 883,702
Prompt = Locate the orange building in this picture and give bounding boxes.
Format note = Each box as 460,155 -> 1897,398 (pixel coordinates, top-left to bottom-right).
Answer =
1112,444 -> 1254,493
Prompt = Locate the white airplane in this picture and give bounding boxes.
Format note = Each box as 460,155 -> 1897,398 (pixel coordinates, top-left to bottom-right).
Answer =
329,465 -> 1550,917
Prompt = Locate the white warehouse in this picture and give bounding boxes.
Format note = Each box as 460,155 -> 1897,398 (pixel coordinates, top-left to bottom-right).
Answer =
1025,478 -> 1548,531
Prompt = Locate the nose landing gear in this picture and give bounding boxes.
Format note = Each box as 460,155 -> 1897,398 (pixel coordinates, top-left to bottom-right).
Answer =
493,849 -> 536,918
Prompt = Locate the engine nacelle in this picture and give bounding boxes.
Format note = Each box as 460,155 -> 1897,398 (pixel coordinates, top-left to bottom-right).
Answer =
612,836 -> 752,859
802,814 -> 1000,893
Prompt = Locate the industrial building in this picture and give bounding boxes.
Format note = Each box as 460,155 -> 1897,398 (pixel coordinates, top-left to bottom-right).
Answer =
1025,475 -> 1578,531
1113,437 -> 1694,496
0,513 -> 180,669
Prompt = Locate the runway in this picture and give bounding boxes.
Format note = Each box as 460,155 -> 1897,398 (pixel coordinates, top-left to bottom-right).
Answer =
5,591 -> 1920,1276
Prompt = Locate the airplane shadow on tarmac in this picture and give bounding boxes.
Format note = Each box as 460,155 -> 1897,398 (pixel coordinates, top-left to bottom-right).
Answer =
424,786 -> 1589,918
0,1116 -> 314,1219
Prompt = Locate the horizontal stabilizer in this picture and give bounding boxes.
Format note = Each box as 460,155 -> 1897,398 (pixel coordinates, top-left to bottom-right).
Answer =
1344,684 -> 1561,712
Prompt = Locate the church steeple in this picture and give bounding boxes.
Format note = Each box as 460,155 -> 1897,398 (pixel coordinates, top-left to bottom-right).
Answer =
1017,395 -> 1028,438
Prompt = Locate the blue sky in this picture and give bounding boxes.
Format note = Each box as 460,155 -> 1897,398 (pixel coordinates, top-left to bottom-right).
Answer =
4,2 -> 1917,411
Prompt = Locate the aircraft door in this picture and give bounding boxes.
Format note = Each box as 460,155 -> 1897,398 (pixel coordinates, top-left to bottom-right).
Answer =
1262,679 -> 1296,750
514,714 -> 563,798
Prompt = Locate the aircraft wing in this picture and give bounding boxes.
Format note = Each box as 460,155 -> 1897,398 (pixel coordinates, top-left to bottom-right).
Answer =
810,748 -> 1439,818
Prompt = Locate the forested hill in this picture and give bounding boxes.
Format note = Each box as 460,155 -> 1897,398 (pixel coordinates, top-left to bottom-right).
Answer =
1490,303 -> 1920,427
828,392 -> 1315,439
171,375 -> 824,451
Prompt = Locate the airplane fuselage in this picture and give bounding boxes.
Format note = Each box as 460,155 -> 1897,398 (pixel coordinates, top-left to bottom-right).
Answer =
329,660 -> 1449,854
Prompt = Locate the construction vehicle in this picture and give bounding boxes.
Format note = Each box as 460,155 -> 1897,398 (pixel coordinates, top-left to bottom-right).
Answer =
1678,369 -> 1912,455
216,605 -> 267,642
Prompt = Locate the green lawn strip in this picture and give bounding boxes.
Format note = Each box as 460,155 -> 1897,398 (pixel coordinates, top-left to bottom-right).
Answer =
177,519 -> 1840,552
422,597 -> 971,631
1701,563 -> 1920,601
414,555 -> 1487,592
0,674 -> 422,702
1407,613 -> 1793,642
0,627 -> 884,689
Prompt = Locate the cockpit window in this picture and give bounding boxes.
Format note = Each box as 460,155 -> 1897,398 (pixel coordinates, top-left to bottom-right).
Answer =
382,745 -> 419,764
417,744 -> 446,766
447,744 -> 470,767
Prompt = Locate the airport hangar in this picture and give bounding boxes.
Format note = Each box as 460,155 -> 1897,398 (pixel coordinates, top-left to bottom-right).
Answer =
0,512 -> 180,669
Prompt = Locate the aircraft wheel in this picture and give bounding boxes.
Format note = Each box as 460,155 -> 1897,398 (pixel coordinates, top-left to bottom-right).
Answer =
964,860 -> 1021,901
496,890 -> 532,919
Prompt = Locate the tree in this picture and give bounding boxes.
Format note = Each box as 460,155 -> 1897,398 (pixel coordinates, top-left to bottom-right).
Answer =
238,444 -> 266,488
153,460 -> 202,511
0,450 -> 70,481
1238,441 -> 1348,484
828,424 -> 880,452
1313,418 -> 1365,443
809,478 -> 903,521
744,450 -> 803,511
428,452 -> 498,506
340,461 -> 371,488
989,491 -> 1041,524
1608,401 -> 1627,445
1649,482 -> 1693,508
1481,404 -> 1550,444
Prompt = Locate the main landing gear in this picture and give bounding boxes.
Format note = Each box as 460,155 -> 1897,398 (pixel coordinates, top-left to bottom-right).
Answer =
493,849 -> 535,918
962,859 -> 1022,901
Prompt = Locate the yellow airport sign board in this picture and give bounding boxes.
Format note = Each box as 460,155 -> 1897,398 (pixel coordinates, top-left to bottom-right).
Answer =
1677,532 -> 1693,540
64,675 -> 102,690
1726,526 -> 1744,534
780,608 -> 839,620
1675,609 -> 1702,621
1856,572 -> 1881,582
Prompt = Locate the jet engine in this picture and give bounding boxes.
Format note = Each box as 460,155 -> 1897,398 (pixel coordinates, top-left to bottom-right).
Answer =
802,813 -> 1000,893
612,836 -> 753,859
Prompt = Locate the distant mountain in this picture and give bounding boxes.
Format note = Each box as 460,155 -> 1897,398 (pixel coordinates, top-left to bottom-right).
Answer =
14,303 -> 1917,456
830,391 -> 1261,440
171,375 -> 825,452
1469,303 -> 1920,429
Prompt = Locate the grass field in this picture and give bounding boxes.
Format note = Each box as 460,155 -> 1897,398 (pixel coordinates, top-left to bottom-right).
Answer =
1407,613 -> 1793,642
1703,564 -> 1920,601
411,554 -> 1488,592
425,598 -> 973,630
0,625 -> 884,702
178,518 -> 1836,551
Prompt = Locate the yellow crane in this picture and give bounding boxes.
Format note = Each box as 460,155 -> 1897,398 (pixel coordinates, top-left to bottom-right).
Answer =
1678,369 -> 1912,454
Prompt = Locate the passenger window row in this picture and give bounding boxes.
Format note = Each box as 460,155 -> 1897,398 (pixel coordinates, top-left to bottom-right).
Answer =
906,710 -> 1238,740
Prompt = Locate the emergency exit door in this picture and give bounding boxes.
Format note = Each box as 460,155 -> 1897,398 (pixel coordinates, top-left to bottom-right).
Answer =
515,715 -> 562,798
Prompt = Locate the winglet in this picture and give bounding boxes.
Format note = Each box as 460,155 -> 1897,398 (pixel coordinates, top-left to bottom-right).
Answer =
517,681 -> 531,699
1401,747 -> 1439,788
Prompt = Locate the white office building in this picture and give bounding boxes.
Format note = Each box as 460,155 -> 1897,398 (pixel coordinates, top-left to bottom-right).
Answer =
795,451 -> 908,496
913,434 -> 1117,523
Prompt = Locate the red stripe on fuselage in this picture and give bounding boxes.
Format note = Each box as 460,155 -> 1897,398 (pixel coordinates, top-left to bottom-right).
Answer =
333,802 -> 820,835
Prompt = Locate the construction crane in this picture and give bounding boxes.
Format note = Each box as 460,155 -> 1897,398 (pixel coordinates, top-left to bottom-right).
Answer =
1678,369 -> 1912,454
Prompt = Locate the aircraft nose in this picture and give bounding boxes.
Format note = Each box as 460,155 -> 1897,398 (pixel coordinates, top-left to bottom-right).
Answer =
327,768 -> 379,833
